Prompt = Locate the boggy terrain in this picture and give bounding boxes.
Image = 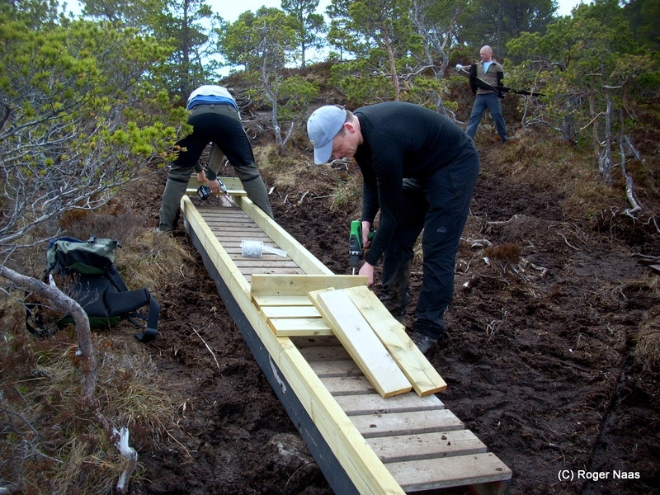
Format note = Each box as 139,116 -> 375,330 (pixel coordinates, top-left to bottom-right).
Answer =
123,128 -> 659,495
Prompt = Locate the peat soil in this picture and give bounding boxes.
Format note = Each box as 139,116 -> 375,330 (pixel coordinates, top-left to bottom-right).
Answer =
124,139 -> 660,495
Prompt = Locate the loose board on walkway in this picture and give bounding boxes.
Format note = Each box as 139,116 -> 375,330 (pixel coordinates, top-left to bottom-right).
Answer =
309,288 -> 412,398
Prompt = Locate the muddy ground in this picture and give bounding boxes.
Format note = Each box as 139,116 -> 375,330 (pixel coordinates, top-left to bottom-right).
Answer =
118,131 -> 660,495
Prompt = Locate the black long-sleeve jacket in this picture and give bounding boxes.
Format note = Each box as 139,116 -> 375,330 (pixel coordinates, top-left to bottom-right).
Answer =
353,102 -> 474,266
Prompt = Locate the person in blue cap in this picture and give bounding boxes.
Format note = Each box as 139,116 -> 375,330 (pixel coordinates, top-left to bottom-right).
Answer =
307,103 -> 480,354
158,85 -> 273,232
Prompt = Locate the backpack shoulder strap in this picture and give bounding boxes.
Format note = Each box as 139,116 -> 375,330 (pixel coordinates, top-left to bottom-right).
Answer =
103,288 -> 160,343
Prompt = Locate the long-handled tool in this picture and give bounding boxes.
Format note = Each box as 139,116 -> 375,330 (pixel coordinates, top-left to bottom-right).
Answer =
349,220 -> 374,275
455,64 -> 544,97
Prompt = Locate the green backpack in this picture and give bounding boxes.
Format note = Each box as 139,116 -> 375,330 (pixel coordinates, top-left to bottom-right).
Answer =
27,236 -> 160,342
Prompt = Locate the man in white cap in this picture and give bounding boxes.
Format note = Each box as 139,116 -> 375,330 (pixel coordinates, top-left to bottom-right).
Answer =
307,102 -> 480,354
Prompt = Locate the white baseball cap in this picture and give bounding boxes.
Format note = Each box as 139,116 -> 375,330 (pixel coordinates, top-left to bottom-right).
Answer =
307,106 -> 346,164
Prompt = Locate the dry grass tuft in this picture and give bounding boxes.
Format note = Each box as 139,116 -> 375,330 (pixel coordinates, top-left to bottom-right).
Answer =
118,229 -> 194,291
58,202 -> 194,291
0,322 -> 173,495
635,308 -> 660,371
59,200 -> 147,243
0,202 -> 183,495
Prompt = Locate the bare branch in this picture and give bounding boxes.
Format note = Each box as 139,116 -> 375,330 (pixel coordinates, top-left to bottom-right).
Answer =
0,265 -> 97,398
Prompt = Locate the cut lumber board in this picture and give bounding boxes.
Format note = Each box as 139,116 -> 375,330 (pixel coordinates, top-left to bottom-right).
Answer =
320,375 -> 375,395
387,453 -> 512,492
233,260 -> 299,268
335,391 -> 444,416
351,409 -> 465,438
367,430 -> 487,463
346,285 -> 447,396
186,176 -> 246,196
267,317 -> 333,337
310,289 -> 412,398
261,305 -> 322,319
261,303 -> 333,336
253,295 -> 313,307
250,274 -> 367,297
308,360 -> 364,378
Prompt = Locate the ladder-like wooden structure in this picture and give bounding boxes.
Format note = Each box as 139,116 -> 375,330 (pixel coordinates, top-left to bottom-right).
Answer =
181,178 -> 512,495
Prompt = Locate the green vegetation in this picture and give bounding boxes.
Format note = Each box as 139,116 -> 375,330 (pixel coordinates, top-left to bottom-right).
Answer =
0,0 -> 658,492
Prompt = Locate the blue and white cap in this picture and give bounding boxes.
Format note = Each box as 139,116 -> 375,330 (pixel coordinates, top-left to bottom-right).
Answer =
307,106 -> 346,164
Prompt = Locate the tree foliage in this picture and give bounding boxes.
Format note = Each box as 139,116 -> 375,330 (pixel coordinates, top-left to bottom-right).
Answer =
456,0 -> 556,58
281,0 -> 326,67
80,0 -> 222,98
326,0 -> 426,101
219,7 -> 304,148
0,10 -> 185,394
145,0 -> 221,98
506,0 -> 659,207
80,0 -> 166,29
623,0 -> 660,51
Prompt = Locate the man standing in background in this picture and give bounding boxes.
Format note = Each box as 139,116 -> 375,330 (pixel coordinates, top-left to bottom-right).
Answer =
466,45 -> 508,144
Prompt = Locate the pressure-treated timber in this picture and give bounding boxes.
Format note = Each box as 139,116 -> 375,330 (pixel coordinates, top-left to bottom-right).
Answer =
181,194 -> 406,495
310,288 -> 412,398
343,285 -> 446,397
180,182 -> 512,495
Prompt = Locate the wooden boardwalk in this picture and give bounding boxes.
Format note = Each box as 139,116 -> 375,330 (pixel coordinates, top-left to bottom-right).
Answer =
181,180 -> 512,495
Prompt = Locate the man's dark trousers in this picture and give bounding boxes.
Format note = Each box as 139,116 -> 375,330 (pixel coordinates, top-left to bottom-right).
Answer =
380,146 -> 480,339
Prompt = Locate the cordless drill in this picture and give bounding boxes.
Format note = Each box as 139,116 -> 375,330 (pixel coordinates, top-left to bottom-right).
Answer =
348,220 -> 374,275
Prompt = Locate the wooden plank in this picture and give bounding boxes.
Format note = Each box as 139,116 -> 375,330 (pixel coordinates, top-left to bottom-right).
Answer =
268,317 -> 333,337
198,209 -> 248,219
182,196 -> 406,495
308,360 -> 364,378
243,268 -> 304,278
250,274 -> 367,297
351,409 -> 465,438
335,392 -> 444,416
310,289 -> 412,398
298,345 -> 351,361
185,187 -> 247,197
320,376 -> 375,395
367,430 -> 487,463
346,285 -> 447,397
253,295 -> 313,307
238,199 -> 335,276
261,306 -> 321,319
211,231 -> 268,239
233,260 -> 299,268
186,176 -> 246,196
387,453 -> 512,492
203,214 -> 253,222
